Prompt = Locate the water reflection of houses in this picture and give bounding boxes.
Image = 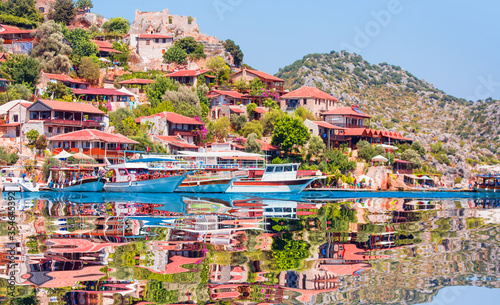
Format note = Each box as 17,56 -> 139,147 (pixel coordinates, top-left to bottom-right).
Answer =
209,283 -> 284,304
63,281 -> 146,305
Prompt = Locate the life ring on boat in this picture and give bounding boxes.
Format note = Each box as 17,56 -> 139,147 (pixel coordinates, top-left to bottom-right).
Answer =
191,162 -> 196,168
167,162 -> 172,168
153,210 -> 160,215
154,172 -> 160,179
127,175 -> 132,182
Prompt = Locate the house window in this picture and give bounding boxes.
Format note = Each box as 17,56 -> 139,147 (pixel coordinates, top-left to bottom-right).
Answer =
162,39 -> 166,43
183,124 -> 188,130
146,40 -> 150,45
48,127 -> 53,133
30,112 -> 39,120
303,98 -> 307,105
13,115 -> 18,122
155,39 -> 159,43
39,7 -> 44,13
83,142 -> 90,148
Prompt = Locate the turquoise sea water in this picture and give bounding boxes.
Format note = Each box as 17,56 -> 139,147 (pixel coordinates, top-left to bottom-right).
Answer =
3,191 -> 500,304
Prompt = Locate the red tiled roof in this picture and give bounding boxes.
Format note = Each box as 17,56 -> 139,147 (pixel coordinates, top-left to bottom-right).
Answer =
281,86 -> 338,101
342,128 -> 367,136
0,24 -> 34,35
254,107 -> 266,114
208,90 -> 243,99
48,129 -> 138,144
167,69 -> 211,77
154,135 -> 199,149
232,69 -> 284,82
321,106 -> 372,118
138,34 -> 173,39
0,122 -> 20,127
257,140 -> 279,151
91,40 -> 122,53
33,99 -> 105,115
313,121 -> 345,130
72,88 -> 133,96
44,73 -> 89,85
136,112 -> 204,125
229,107 -> 244,114
118,78 -> 154,85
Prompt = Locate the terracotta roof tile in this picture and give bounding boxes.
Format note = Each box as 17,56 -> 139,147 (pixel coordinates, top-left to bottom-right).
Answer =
72,88 -> 133,96
167,69 -> 211,77
281,86 -> 338,101
48,129 -> 138,144
136,112 -> 204,125
118,78 -> 154,85
208,90 -> 243,99
321,106 -> 372,118
232,69 -> 284,82
33,99 -> 105,115
44,73 -> 89,85
313,121 -> 345,129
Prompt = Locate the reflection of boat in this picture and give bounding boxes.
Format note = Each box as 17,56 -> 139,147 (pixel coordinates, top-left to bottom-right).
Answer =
176,171 -> 247,193
48,167 -> 106,192
104,163 -> 187,193
474,175 -> 500,192
1,167 -> 40,192
226,163 -> 319,193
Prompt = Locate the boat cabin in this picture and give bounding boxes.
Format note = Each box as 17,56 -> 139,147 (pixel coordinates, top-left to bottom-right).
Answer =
261,163 -> 299,181
108,163 -> 150,183
476,175 -> 500,189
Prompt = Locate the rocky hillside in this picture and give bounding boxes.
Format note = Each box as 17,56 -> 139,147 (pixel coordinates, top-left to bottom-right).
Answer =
276,51 -> 500,181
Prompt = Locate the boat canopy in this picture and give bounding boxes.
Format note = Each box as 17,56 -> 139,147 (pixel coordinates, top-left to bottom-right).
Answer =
128,157 -> 176,163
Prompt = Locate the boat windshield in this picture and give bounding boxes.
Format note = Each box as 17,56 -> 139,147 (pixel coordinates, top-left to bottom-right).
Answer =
265,166 -> 274,173
127,168 -> 149,175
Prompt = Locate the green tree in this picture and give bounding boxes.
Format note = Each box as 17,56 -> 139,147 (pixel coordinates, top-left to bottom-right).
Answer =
2,55 -> 40,87
26,129 -> 39,145
146,76 -> 178,108
210,116 -> 231,141
223,39 -> 243,67
206,56 -> 227,84
79,56 -> 100,84
31,21 -> 72,74
271,236 -> 310,271
401,148 -> 422,169
411,141 -> 427,156
110,108 -> 134,135
163,45 -> 187,64
241,120 -> 263,139
231,114 -> 247,132
48,0 -> 76,25
112,41 -> 130,67
271,115 -> 310,154
76,0 -> 93,9
249,78 -> 264,96
163,85 -> 201,117
1,0 -> 43,23
174,36 -> 198,54
64,28 -> 98,61
321,149 -> 357,173
261,108 -> 285,136
246,102 -> 257,117
0,83 -> 32,102
102,17 -> 130,35
44,81 -> 73,100
356,140 -> 375,162
245,133 -> 262,153
308,135 -> 326,157
131,132 -> 166,153
294,106 -> 315,121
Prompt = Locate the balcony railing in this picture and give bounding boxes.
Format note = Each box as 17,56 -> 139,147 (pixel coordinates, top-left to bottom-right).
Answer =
37,118 -> 101,127
335,123 -> 368,129
322,134 -> 349,142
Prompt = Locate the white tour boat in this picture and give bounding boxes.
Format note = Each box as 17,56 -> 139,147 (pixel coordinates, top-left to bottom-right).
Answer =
226,163 -> 320,193
103,162 -> 187,193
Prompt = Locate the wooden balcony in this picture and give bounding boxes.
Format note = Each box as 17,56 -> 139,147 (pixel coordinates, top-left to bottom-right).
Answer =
336,123 -> 368,129
40,118 -> 101,127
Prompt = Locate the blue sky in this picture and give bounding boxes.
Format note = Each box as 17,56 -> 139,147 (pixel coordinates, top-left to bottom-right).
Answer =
92,0 -> 500,101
